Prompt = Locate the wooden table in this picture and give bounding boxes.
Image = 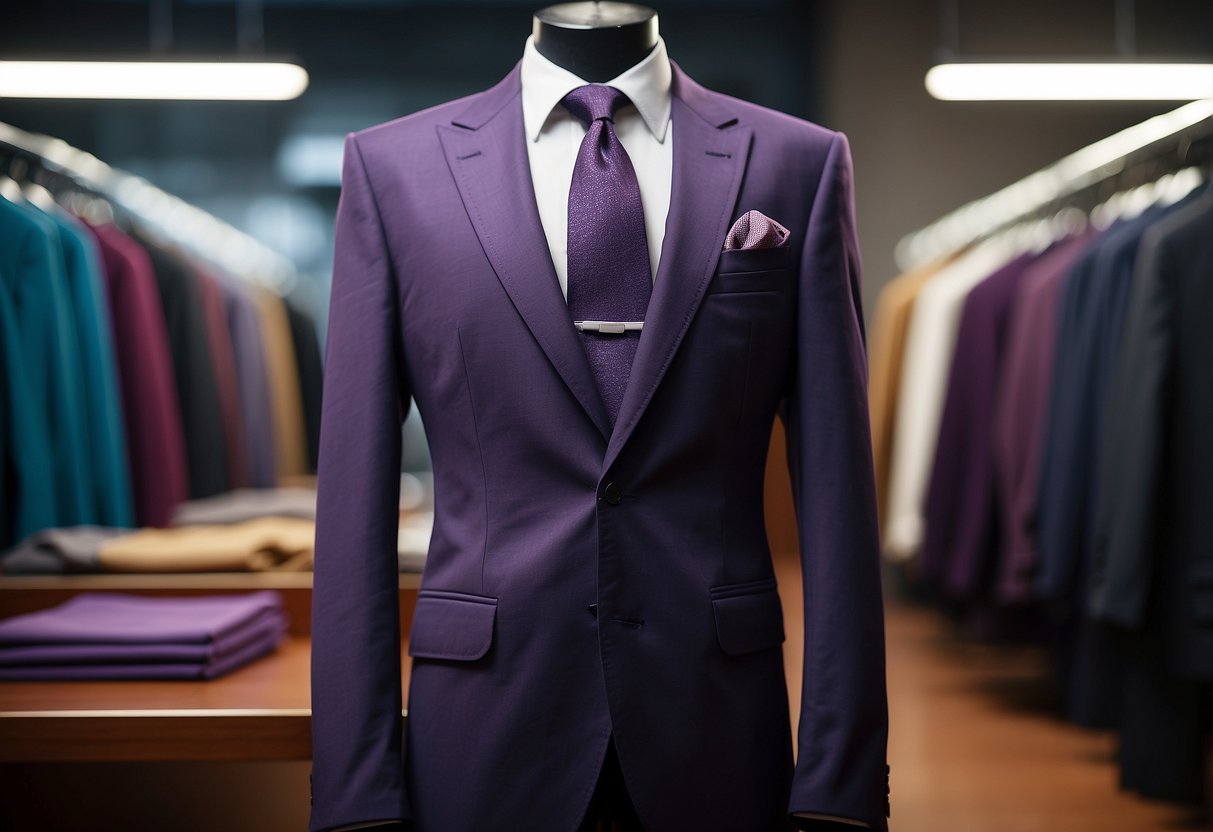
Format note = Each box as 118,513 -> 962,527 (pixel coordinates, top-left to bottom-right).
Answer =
0,573 -> 418,763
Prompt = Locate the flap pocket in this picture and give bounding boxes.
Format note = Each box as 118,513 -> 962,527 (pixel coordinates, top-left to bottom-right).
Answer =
408,589 -> 498,661
710,578 -> 785,656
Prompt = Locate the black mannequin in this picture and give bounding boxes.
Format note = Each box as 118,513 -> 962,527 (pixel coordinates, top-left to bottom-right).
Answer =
532,1 -> 659,82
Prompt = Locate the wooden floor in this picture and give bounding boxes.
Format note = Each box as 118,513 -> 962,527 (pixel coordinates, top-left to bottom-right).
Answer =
776,556 -> 1212,832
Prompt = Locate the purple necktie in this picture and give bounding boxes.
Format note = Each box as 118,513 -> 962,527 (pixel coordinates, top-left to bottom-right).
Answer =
562,84 -> 652,427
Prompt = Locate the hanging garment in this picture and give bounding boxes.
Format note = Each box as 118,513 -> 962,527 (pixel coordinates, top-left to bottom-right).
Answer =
136,231 -> 230,499
0,197 -> 93,527
216,274 -> 279,489
285,299 -> 325,474
249,285 -> 309,482
883,239 -> 1016,560
991,231 -> 1097,603
867,258 -> 950,532
1036,205 -> 1179,602
1031,211 -> 1163,729
85,222 -> 189,528
920,251 -> 1037,598
50,211 -> 134,528
196,267 -> 250,490
1090,187 -> 1213,679
0,276 -> 57,549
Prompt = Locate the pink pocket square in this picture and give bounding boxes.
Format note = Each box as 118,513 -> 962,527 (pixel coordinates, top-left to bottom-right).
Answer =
723,210 -> 790,251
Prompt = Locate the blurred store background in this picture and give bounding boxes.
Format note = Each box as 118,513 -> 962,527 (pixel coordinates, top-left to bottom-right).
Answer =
1,1 -> 1212,830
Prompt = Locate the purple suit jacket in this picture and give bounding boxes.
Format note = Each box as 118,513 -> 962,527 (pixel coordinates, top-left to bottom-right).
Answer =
310,60 -> 889,832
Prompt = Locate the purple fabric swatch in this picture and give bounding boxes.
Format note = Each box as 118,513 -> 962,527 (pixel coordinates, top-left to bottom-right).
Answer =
0,626 -> 285,680
0,590 -> 284,645
0,609 -> 287,666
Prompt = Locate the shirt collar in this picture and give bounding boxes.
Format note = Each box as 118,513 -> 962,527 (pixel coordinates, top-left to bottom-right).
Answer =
519,33 -> 672,144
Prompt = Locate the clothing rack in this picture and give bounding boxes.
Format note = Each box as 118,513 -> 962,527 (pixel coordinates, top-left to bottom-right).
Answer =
895,97 -> 1213,271
0,120 -> 295,293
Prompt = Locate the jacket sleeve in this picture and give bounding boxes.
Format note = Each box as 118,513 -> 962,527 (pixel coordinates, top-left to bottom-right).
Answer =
310,133 -> 411,832
783,131 -> 890,830
1089,228 -> 1173,629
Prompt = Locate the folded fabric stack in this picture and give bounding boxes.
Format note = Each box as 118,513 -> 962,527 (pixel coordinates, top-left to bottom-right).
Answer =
0,481 -> 435,575
0,517 -> 315,575
0,590 -> 288,681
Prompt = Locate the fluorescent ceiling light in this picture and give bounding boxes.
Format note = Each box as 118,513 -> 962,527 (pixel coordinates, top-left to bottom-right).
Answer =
0,61 -> 309,101
926,62 -> 1213,101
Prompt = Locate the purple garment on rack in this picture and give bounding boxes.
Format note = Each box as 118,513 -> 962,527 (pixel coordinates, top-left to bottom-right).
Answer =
86,222 -> 190,528
0,626 -> 285,680
992,232 -> 1098,603
0,590 -> 284,645
0,609 -> 287,666
919,251 -> 1037,598
210,273 -> 277,490
197,268 -> 250,491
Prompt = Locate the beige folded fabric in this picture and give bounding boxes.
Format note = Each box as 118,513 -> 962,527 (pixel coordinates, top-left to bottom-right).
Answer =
97,517 -> 315,573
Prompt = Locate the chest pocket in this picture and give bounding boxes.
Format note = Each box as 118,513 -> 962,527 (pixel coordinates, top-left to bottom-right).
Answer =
706,245 -> 795,296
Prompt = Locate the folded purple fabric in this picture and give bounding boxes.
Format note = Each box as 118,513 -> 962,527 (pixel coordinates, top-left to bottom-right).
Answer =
0,609 -> 288,666
0,590 -> 284,645
0,626 -> 285,680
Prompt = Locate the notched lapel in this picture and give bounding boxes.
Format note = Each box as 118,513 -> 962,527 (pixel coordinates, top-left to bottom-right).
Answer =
603,64 -> 754,472
437,64 -> 613,441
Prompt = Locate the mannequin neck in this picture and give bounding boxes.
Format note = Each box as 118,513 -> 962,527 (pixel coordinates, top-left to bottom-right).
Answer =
532,2 -> 659,83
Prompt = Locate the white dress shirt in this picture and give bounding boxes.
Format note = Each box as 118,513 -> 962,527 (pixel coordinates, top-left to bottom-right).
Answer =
519,33 -> 673,298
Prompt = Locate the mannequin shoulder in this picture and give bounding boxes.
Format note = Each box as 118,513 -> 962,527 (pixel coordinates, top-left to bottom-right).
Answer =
350,88 -> 487,159
685,83 -> 839,167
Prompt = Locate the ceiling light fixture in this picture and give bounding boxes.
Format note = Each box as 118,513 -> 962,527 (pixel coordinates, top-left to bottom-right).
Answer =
926,0 -> 1213,102
926,62 -> 1213,101
0,0 -> 308,102
0,60 -> 309,101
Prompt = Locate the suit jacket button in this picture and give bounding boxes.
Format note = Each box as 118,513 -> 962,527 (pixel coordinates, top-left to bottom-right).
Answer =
603,482 -> 622,505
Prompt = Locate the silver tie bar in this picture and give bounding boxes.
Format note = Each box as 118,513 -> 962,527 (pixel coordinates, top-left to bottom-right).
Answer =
573,321 -> 645,334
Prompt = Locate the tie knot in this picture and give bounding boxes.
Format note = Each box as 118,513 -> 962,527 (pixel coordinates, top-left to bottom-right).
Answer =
561,84 -> 631,128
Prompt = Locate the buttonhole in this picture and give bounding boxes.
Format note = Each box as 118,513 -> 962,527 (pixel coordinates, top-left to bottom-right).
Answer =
457,150 -> 483,160
705,150 -> 732,158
